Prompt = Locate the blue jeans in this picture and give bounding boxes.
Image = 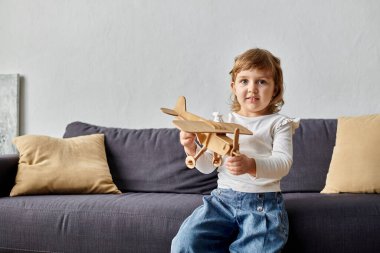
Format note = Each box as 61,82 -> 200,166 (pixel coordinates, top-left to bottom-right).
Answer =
171,188 -> 289,253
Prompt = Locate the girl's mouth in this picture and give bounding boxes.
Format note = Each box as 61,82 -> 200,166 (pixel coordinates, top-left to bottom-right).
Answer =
246,97 -> 259,102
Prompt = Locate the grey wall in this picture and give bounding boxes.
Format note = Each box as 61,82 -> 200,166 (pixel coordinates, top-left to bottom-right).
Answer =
1,0 -> 379,137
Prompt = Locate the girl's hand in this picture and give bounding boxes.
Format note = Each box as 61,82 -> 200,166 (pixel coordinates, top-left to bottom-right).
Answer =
179,131 -> 197,156
225,154 -> 256,176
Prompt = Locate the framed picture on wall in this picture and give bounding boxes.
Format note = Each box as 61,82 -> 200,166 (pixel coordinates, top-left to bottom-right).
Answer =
0,74 -> 20,155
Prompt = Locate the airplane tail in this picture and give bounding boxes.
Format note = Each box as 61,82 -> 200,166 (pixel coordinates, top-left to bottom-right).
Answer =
174,96 -> 187,115
160,96 -> 187,117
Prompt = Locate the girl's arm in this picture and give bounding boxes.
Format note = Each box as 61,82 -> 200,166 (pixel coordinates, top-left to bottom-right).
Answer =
179,131 -> 216,174
225,154 -> 256,176
225,119 -> 297,180
254,120 -> 295,179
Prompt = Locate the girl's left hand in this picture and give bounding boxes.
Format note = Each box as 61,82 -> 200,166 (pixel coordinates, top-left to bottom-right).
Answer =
225,155 -> 256,176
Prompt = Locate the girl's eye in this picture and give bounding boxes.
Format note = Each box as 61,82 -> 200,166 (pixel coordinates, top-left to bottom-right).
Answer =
239,79 -> 248,85
258,80 -> 267,85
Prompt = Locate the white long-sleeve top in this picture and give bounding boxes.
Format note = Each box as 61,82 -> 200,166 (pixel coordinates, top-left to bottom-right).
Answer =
194,112 -> 300,193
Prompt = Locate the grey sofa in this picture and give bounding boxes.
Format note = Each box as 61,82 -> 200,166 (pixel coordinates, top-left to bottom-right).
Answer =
0,120 -> 379,253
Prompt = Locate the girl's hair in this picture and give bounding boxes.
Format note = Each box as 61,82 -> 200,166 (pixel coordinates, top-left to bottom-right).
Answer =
229,48 -> 285,114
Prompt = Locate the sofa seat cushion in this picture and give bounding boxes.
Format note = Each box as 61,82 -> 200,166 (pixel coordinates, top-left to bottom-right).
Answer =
64,122 -> 218,194
283,193 -> 380,253
0,193 -> 203,253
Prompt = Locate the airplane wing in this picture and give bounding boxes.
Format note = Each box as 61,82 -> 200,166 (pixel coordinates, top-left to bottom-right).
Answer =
160,108 -> 179,116
216,122 -> 253,135
173,120 -> 226,133
172,120 -> 253,135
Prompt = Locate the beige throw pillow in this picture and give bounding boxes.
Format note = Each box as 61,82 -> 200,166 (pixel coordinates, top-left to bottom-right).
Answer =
321,114 -> 380,194
11,134 -> 121,196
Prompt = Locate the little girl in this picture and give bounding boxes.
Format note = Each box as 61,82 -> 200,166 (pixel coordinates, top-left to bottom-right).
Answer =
171,48 -> 299,253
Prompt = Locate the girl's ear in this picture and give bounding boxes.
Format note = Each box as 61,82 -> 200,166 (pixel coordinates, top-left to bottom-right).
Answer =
273,85 -> 279,97
230,82 -> 235,93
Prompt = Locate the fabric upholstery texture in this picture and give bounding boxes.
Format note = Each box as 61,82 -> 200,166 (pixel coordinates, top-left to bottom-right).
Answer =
322,114 -> 380,193
11,134 -> 121,196
1,193 -> 378,253
63,122 -> 218,194
283,193 -> 380,252
281,119 -> 337,193
0,119 -> 379,253
0,193 -> 203,253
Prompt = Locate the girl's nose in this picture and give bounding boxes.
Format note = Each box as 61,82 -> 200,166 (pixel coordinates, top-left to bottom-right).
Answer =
249,82 -> 259,94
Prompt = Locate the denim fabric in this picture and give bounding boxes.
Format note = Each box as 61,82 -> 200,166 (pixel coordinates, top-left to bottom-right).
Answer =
171,188 -> 289,253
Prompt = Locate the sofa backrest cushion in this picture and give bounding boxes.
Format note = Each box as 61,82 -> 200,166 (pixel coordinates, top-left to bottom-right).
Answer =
281,119 -> 337,193
63,122 -> 217,194
11,134 -> 121,196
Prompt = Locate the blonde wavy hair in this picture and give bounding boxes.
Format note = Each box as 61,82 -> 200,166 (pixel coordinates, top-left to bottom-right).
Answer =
229,48 -> 284,114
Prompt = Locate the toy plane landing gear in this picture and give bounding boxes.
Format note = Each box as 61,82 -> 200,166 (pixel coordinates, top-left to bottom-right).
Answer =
161,96 -> 253,169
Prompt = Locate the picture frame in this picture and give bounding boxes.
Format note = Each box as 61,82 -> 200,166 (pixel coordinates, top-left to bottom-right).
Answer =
0,74 -> 20,155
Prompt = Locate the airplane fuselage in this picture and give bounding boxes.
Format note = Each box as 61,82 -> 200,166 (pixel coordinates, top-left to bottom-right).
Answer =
177,111 -> 234,156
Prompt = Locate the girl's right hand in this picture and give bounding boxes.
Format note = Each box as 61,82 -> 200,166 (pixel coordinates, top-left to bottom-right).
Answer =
179,131 -> 197,156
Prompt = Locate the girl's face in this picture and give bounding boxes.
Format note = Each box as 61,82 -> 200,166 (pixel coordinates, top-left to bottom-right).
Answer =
231,68 -> 275,117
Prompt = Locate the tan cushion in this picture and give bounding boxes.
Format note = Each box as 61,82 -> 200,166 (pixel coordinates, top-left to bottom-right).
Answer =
321,114 -> 380,193
11,134 -> 121,196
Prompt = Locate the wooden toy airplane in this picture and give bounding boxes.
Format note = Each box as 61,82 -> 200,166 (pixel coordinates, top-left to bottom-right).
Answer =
161,96 -> 253,169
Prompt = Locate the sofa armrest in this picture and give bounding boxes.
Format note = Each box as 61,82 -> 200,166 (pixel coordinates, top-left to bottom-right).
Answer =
0,154 -> 18,197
